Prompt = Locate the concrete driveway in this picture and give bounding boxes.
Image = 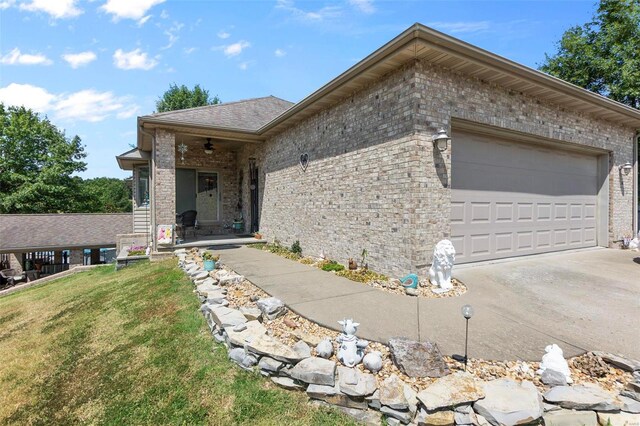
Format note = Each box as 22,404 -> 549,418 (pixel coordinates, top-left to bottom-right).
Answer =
453,248 -> 640,360
219,246 -> 639,361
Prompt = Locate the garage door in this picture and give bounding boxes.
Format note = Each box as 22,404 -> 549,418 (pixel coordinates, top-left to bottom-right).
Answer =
451,130 -> 598,264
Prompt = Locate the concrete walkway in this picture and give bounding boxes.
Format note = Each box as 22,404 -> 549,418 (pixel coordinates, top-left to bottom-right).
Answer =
217,246 -> 640,361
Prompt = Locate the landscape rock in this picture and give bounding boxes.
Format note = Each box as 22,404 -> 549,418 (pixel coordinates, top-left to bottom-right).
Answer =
596,412 -> 640,426
363,351 -> 383,373
245,334 -> 304,363
404,287 -> 418,296
473,379 -> 543,426
622,381 -> 640,402
233,323 -> 247,332
403,383 -> 418,414
379,374 -> 409,410
289,357 -> 336,386
192,271 -> 209,280
620,395 -> 640,413
543,384 -> 622,411
316,339 -> 334,359
258,356 -> 284,374
292,340 -> 312,359
388,337 -> 449,378
271,376 -> 305,390
541,368 -> 568,387
419,410 -> 455,426
209,305 -> 248,328
256,297 -> 286,320
239,306 -> 262,321
417,371 -> 484,410
241,354 -> 258,369
366,389 -> 381,409
224,320 -> 267,347
380,406 -> 413,424
542,409 -> 597,426
337,366 -> 377,397
293,330 -> 324,347
218,273 -> 244,286
594,352 -> 640,372
454,409 -> 476,425
307,383 -> 367,409
228,347 -> 246,365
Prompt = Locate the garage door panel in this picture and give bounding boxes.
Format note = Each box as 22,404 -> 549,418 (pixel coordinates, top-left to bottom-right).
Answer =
451,131 -> 598,263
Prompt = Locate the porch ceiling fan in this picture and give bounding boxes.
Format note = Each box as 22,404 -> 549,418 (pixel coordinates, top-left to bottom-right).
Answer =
204,138 -> 214,155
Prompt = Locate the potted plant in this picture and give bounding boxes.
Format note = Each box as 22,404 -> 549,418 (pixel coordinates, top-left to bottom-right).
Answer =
254,231 -> 263,240
202,252 -> 219,271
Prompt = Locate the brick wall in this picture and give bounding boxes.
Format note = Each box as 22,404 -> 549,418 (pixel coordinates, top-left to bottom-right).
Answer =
253,59 -> 635,277
153,129 -> 176,242
174,140 -> 240,233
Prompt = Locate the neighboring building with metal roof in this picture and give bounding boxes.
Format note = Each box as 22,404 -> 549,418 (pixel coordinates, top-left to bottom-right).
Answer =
117,23 -> 640,277
0,213 -> 132,275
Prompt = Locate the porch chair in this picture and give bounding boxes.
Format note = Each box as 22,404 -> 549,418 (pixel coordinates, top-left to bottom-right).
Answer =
177,210 -> 198,241
0,269 -> 26,287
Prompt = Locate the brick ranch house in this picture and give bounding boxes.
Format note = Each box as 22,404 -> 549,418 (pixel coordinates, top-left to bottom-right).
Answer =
117,23 -> 640,277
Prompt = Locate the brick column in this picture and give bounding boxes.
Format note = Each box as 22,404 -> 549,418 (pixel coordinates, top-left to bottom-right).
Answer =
9,253 -> 23,273
69,249 -> 84,266
153,129 -> 176,249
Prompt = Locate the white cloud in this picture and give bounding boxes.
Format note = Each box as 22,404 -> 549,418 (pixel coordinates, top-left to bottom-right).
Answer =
274,48 -> 286,58
217,30 -> 230,39
100,0 -> 165,23
216,40 -> 250,57
0,83 -> 139,122
159,9 -> 168,19
348,0 -> 374,14
19,0 -> 82,19
276,0 -> 341,22
0,48 -> 52,65
0,83 -> 56,111
62,51 -> 97,68
162,22 -> 184,49
136,14 -> 151,26
0,0 -> 15,10
183,47 -> 197,55
239,61 -> 254,71
427,21 -> 491,34
113,48 -> 158,70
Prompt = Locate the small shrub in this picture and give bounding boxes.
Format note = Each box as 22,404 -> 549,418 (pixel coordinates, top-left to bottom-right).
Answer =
320,260 -> 345,272
202,252 -> 219,261
336,269 -> 388,283
299,257 -> 316,265
127,245 -> 147,256
290,240 -> 302,255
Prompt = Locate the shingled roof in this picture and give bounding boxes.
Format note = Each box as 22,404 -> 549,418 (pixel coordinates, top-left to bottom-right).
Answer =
142,96 -> 294,131
0,213 -> 132,252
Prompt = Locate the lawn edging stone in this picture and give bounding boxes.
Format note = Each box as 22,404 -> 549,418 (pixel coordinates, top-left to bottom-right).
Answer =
176,248 -> 640,426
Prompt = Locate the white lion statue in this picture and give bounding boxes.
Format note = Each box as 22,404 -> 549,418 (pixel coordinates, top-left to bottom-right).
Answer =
429,239 -> 456,292
537,343 -> 572,383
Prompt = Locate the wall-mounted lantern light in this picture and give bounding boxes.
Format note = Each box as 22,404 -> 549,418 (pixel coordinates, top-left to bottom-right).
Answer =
432,129 -> 451,152
204,138 -> 214,155
619,162 -> 633,175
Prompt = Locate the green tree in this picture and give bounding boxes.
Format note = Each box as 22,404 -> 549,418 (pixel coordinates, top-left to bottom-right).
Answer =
80,177 -> 132,213
155,83 -> 220,112
540,0 -> 640,109
0,104 -> 87,213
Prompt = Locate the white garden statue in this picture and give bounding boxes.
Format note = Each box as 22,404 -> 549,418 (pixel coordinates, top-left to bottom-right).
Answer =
429,239 -> 456,293
336,319 -> 369,367
537,343 -> 573,383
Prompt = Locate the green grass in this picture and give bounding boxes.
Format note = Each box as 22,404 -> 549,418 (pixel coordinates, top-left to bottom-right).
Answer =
0,260 -> 356,426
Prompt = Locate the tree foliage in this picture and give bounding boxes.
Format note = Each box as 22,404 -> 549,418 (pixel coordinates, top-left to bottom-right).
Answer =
0,104 -> 87,213
155,83 -> 220,113
80,177 -> 132,213
540,0 -> 640,109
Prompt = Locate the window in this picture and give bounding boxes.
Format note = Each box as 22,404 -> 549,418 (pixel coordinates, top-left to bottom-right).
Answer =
137,166 -> 149,206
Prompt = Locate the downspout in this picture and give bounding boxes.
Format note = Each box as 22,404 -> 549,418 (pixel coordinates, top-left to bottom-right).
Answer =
139,124 -> 156,252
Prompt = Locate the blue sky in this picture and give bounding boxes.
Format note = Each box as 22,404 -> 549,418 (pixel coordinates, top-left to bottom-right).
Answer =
0,0 -> 597,179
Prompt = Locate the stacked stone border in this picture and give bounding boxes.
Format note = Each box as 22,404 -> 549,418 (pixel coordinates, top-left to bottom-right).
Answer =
176,249 -> 640,426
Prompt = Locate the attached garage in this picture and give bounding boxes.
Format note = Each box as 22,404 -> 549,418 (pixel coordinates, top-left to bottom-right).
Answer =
450,129 -> 608,264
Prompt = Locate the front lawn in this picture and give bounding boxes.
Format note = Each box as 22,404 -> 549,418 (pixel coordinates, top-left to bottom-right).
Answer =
0,260 -> 353,425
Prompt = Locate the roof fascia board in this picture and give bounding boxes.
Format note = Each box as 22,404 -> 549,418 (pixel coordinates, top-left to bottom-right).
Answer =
140,118 -> 264,142
413,25 -> 640,125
